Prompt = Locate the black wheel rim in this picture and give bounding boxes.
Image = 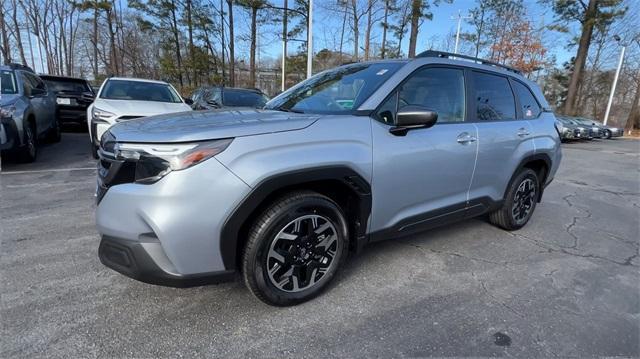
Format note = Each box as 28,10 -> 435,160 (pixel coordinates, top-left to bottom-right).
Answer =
266,214 -> 338,293
511,178 -> 536,224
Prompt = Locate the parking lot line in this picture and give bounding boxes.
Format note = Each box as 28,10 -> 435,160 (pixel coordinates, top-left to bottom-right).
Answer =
0,167 -> 96,175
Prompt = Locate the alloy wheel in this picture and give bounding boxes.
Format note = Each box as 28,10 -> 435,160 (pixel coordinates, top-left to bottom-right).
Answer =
511,178 -> 536,225
266,214 -> 338,293
25,126 -> 36,157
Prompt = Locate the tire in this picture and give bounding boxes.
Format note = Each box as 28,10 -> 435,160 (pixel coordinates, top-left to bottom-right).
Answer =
489,168 -> 539,231
91,142 -> 99,159
18,123 -> 37,163
46,118 -> 61,143
242,191 -> 349,306
603,130 -> 611,139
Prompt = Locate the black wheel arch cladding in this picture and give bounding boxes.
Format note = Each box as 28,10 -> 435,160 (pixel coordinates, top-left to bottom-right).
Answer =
220,166 -> 372,271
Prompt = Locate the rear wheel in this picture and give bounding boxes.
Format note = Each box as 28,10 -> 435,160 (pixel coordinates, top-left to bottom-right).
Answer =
489,168 -> 539,231
242,191 -> 349,306
46,118 -> 61,143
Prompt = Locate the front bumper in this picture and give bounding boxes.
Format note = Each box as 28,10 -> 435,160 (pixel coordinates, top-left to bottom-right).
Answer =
99,235 -> 235,287
0,116 -> 20,151
58,106 -> 89,124
95,155 -> 251,283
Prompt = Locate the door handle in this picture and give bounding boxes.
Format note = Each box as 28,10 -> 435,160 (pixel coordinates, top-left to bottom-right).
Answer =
517,128 -> 530,137
456,132 -> 477,144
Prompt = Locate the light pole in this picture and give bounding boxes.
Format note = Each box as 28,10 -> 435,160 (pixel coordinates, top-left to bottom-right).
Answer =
281,0 -> 287,92
603,35 -> 626,126
451,10 -> 472,55
306,0 -> 313,79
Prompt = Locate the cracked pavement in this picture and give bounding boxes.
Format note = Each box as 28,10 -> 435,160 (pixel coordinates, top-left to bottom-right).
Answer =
1,134 -> 639,358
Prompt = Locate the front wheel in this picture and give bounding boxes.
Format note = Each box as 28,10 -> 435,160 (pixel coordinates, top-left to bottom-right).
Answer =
18,124 -> 37,163
242,191 -> 349,306
603,130 -> 611,139
489,168 -> 539,231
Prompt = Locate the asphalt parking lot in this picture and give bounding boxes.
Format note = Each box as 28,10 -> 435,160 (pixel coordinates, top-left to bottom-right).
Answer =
1,133 -> 639,358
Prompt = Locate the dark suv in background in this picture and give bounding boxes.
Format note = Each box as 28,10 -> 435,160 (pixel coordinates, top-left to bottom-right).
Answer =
0,64 -> 59,162
40,75 -> 94,129
191,86 -> 269,110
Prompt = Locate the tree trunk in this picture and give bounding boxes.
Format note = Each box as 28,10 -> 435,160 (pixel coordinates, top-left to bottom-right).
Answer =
93,6 -> 98,80
475,4 -> 485,58
170,0 -> 183,87
624,77 -> 640,132
186,0 -> 195,86
351,0 -> 359,61
339,2 -> 347,61
564,0 -> 597,116
381,0 -> 388,59
10,0 -> 28,65
364,0 -> 373,61
249,5 -> 257,88
408,0 -> 421,58
227,0 -> 235,86
106,7 -> 118,75
282,0 -> 287,87
0,4 -> 11,64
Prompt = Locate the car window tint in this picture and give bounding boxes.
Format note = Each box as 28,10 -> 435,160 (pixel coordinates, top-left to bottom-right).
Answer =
20,72 -> 35,93
512,81 -> 541,119
0,70 -> 18,94
222,89 -> 268,108
43,78 -> 90,93
472,72 -> 516,121
376,91 -> 398,125
100,80 -> 182,103
398,67 -> 465,123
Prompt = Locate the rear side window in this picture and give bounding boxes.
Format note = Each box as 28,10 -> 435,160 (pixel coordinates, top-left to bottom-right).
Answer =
472,72 -> 516,121
512,81 -> 541,119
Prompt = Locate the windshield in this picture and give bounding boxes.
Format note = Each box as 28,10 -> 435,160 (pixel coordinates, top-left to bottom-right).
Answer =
42,78 -> 90,93
265,62 -> 403,114
100,80 -> 182,103
222,89 -> 268,108
1,70 -> 18,95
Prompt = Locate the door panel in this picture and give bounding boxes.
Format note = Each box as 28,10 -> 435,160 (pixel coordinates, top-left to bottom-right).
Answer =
370,120 -> 478,233
467,71 -> 536,203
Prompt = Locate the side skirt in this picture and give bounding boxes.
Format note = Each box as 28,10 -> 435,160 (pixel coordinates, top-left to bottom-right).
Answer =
368,196 -> 503,243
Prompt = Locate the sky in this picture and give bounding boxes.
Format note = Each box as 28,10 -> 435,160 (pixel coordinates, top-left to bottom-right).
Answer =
247,0 -> 575,67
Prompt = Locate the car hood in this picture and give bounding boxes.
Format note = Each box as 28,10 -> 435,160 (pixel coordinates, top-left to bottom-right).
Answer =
94,99 -> 192,117
108,108 -> 320,143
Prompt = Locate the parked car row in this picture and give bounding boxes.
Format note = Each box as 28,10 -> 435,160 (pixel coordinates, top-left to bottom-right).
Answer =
1,64 -> 271,163
555,115 -> 624,142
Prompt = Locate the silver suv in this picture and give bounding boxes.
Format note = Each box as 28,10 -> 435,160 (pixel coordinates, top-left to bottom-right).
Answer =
96,51 -> 562,306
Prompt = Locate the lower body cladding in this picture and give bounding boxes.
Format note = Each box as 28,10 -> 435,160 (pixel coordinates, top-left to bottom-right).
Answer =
96,157 -> 251,287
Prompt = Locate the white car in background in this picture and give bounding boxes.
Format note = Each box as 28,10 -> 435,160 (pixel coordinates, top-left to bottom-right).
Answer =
88,77 -> 192,158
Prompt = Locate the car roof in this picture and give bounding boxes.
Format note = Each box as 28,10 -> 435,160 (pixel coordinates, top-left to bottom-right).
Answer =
106,77 -> 169,84
39,74 -> 88,82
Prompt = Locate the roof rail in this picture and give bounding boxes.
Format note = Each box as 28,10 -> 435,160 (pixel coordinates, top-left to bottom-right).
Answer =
7,63 -> 35,73
416,50 -> 521,74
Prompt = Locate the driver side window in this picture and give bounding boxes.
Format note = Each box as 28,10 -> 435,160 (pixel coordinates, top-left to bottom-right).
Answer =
377,67 -> 466,125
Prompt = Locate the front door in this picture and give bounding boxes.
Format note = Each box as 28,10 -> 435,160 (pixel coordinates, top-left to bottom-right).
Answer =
369,66 -> 478,239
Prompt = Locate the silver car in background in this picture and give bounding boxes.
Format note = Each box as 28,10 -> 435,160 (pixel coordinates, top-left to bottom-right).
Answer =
96,51 -> 562,306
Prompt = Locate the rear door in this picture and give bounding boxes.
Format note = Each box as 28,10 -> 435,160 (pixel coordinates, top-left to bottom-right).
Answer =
370,66 -> 478,238
467,71 -> 535,209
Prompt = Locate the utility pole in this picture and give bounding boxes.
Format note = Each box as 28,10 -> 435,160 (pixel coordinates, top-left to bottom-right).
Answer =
220,0 -> 226,85
281,0 -> 287,92
306,0 -> 313,79
604,35 -> 626,126
451,10 -> 471,55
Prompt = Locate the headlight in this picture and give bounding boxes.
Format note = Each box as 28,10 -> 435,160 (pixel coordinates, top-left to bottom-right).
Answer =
92,107 -> 115,122
0,105 -> 15,118
113,138 -> 233,183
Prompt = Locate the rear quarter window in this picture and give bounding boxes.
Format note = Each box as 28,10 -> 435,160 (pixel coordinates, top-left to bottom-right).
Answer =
512,80 -> 541,119
471,72 -> 516,121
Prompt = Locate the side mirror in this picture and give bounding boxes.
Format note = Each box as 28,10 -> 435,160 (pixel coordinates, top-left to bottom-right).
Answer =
183,97 -> 194,105
390,106 -> 438,136
29,88 -> 46,98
